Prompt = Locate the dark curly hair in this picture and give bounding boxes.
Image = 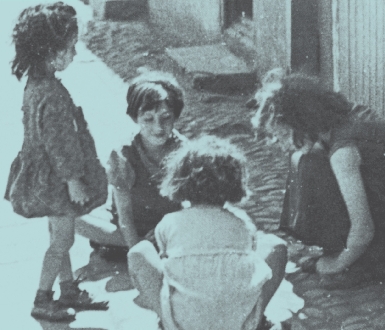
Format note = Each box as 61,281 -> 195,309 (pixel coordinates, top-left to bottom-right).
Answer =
11,2 -> 78,80
251,68 -> 353,148
159,136 -> 249,206
126,71 -> 184,120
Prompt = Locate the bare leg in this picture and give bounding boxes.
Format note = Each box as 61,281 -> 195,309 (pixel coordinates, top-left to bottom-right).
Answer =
257,233 -> 288,313
39,216 -> 75,291
75,215 -> 126,247
127,240 -> 163,316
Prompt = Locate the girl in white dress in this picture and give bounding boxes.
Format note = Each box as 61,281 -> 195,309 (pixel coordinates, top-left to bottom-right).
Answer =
128,136 -> 288,330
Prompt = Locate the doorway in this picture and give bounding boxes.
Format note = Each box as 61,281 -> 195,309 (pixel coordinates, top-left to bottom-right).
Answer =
223,0 -> 253,29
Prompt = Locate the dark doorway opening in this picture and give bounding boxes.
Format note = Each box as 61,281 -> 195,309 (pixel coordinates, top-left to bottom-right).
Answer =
223,0 -> 253,29
291,0 -> 320,74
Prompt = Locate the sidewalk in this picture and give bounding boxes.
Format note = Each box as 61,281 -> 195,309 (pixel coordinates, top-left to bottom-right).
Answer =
0,1 -> 150,329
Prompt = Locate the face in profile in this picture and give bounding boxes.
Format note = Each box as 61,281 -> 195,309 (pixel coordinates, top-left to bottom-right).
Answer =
136,101 -> 175,147
51,35 -> 78,72
251,81 -> 294,152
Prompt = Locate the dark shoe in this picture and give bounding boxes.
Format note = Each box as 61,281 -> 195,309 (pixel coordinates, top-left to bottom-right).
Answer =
59,277 -> 109,311
74,250 -> 128,281
89,240 -> 102,250
31,290 -> 76,322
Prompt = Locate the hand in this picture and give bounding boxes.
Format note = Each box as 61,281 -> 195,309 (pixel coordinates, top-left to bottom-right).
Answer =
67,179 -> 90,206
299,256 -> 320,273
316,255 -> 346,275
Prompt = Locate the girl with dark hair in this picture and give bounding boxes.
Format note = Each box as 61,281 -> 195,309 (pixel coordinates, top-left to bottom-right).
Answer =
75,71 -> 186,278
252,68 -> 385,289
127,135 -> 288,330
5,2 -> 108,321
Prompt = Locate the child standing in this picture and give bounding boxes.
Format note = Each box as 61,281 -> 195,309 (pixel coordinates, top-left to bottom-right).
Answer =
5,2 -> 108,322
128,136 -> 288,330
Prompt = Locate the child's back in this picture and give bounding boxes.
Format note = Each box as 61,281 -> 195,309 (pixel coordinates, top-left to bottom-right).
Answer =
128,136 -> 288,330
156,206 -> 272,330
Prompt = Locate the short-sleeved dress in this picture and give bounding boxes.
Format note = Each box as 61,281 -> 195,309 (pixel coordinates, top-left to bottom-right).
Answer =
154,206 -> 273,330
5,74 -> 108,217
281,105 -> 385,262
107,134 -> 182,238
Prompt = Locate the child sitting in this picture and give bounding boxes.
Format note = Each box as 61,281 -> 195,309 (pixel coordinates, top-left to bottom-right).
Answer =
127,136 -> 288,330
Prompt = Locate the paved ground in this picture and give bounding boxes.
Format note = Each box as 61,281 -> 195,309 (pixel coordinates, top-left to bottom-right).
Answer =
77,5 -> 385,330
2,1 -> 385,330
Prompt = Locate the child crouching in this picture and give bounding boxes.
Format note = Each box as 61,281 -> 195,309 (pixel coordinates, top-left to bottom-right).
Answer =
128,136 -> 287,330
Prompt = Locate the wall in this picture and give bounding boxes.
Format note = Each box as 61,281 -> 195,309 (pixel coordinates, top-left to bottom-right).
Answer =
147,0 -> 222,42
291,0 -> 319,75
331,0 -> 385,114
253,0 -> 291,77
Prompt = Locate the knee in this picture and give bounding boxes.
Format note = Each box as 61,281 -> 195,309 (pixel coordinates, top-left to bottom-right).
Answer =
128,241 -> 156,267
129,240 -> 157,257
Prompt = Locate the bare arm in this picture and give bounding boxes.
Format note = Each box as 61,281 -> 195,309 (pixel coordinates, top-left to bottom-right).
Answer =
316,146 -> 375,274
113,186 -> 140,249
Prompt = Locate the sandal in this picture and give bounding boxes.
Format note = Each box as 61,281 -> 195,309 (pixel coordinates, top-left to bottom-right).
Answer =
31,290 -> 76,322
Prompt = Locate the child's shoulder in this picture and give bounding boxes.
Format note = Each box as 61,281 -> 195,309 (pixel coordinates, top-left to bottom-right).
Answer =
161,209 -> 186,222
27,77 -> 71,105
156,210 -> 185,234
28,76 -> 64,91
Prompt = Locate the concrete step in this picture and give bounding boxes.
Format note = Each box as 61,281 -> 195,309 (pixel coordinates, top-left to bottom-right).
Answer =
166,44 -> 257,94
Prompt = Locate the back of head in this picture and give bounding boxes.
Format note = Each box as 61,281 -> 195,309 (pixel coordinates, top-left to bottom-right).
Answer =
12,1 -> 78,80
126,71 -> 184,120
160,135 -> 249,206
251,68 -> 352,148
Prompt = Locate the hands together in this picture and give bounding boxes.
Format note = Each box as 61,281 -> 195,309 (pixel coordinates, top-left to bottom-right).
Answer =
67,179 -> 90,206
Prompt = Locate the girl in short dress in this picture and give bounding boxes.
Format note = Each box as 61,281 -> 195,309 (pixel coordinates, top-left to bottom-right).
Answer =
128,136 -> 288,330
5,2 -> 108,321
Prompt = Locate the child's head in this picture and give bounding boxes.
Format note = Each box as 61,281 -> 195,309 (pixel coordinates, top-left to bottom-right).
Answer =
12,2 -> 78,80
126,71 -> 184,121
160,136 -> 249,207
251,68 -> 352,149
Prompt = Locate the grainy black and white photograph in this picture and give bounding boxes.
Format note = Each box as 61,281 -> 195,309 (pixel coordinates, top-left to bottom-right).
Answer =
1,0 -> 385,329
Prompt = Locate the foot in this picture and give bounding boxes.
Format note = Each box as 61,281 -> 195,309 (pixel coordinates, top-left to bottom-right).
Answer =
59,278 -> 109,311
74,250 -> 126,281
105,272 -> 134,292
31,290 -> 76,322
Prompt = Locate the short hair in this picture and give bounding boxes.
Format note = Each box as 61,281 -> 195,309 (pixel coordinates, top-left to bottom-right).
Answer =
126,71 -> 184,120
12,2 -> 78,80
160,135 -> 249,206
251,68 -> 353,148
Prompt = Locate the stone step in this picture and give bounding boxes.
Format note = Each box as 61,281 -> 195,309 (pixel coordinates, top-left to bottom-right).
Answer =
166,44 -> 258,94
